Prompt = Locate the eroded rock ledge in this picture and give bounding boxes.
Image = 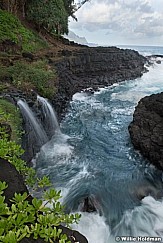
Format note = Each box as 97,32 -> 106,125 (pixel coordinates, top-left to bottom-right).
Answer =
129,92 -> 163,170
50,46 -> 147,118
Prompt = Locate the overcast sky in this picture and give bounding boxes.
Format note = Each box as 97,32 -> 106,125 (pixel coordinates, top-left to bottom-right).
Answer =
69,0 -> 163,46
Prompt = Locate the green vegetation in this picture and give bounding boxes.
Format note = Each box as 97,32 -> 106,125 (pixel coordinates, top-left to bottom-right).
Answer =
0,181 -> 80,243
0,99 -> 22,142
0,9 -> 47,52
0,122 -> 81,242
0,1 -> 93,241
27,0 -> 69,35
0,60 -> 57,99
0,1 -> 90,37
0,125 -> 44,187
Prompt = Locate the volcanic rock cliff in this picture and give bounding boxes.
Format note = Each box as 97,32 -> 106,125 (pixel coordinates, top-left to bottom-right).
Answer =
129,92 -> 163,170
49,46 -> 147,117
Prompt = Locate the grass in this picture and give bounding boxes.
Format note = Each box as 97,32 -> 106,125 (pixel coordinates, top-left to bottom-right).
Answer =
0,60 -> 57,99
0,9 -> 48,52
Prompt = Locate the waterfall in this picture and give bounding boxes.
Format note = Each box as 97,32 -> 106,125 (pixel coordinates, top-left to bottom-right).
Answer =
17,100 -> 48,147
37,95 -> 60,137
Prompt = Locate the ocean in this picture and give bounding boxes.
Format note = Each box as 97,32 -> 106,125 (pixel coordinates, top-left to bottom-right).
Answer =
35,45 -> 163,243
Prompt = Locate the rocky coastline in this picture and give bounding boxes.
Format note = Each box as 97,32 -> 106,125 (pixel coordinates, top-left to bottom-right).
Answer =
3,45 -> 147,162
51,46 -> 147,119
129,92 -> 163,170
0,44 -> 147,243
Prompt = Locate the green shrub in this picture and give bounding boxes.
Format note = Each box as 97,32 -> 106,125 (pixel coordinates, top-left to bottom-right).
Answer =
27,0 -> 69,35
0,60 -> 57,99
0,9 -> 48,52
0,181 -> 81,243
0,124 -> 81,243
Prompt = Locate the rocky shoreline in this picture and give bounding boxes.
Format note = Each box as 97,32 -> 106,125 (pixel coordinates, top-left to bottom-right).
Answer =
4,45 -> 147,162
129,92 -> 163,170
0,44 -> 147,243
51,46 -> 147,119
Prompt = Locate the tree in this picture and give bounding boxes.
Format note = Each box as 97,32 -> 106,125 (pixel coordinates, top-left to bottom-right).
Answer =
27,0 -> 69,35
63,0 -> 77,21
76,0 -> 90,10
0,0 -> 91,35
0,0 -> 28,17
63,0 -> 90,21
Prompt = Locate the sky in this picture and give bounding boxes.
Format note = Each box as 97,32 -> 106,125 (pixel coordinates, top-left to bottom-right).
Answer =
69,0 -> 163,46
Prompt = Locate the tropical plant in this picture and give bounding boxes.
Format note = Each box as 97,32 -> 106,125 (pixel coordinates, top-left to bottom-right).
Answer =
0,119 -> 81,243
0,9 -> 47,52
0,181 -> 81,243
27,0 -> 69,35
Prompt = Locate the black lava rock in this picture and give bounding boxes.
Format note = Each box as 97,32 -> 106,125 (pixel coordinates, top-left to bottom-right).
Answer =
129,92 -> 163,170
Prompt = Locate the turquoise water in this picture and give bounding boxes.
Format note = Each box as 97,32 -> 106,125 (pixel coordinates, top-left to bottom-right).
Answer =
36,47 -> 163,243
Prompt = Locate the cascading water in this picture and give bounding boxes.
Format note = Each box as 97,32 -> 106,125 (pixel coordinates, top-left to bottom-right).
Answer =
35,48 -> 163,243
37,95 -> 60,137
17,99 -> 48,147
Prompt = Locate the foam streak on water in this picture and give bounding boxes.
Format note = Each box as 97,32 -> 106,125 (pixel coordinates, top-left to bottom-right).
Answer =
35,53 -> 163,242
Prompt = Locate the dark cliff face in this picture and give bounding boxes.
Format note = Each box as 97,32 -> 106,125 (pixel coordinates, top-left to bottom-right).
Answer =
50,47 -> 147,119
129,92 -> 163,170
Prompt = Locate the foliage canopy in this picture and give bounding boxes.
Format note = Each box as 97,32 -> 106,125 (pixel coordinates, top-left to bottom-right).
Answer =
27,0 -> 69,35
0,0 -> 90,36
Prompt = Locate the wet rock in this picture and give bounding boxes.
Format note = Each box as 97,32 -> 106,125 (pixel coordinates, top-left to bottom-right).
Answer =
129,92 -> 163,170
82,197 -> 97,213
156,60 -> 161,64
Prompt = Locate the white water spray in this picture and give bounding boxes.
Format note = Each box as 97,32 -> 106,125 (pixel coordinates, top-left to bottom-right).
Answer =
37,95 -> 60,136
17,99 -> 48,146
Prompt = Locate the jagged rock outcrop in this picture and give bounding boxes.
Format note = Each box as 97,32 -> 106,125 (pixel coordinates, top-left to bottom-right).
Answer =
129,92 -> 163,170
49,46 -> 147,118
